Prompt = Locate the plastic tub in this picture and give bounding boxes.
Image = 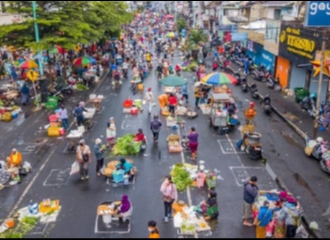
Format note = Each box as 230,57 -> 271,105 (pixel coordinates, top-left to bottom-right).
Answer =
134,99 -> 142,108
247,132 -> 261,145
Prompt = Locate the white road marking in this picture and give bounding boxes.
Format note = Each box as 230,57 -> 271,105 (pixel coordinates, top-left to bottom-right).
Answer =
225,134 -> 244,166
217,140 -> 245,154
6,71 -> 110,219
121,120 -> 143,130
43,169 -> 71,187
30,222 -> 49,235
94,216 -> 131,234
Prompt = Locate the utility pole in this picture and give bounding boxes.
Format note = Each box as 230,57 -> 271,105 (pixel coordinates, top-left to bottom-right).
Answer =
193,1 -> 196,28
32,1 -> 44,76
313,33 -> 326,139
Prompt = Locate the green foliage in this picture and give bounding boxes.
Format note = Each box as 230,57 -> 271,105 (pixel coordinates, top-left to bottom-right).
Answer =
0,1 -> 132,50
187,29 -> 207,51
112,134 -> 142,156
0,216 -> 39,239
176,17 -> 187,33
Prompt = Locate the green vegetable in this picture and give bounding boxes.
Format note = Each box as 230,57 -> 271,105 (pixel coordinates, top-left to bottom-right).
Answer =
171,165 -> 192,192
0,99 -> 4,107
0,216 -> 39,239
111,134 -> 141,156
76,84 -> 88,91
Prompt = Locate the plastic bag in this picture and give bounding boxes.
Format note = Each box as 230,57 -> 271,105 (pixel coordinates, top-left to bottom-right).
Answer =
70,162 -> 80,175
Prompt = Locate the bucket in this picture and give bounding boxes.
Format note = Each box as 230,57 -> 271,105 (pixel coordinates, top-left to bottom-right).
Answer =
247,132 -> 261,145
59,128 -> 65,136
5,218 -> 15,228
130,108 -> 138,115
0,108 -> 5,114
11,112 -> 18,119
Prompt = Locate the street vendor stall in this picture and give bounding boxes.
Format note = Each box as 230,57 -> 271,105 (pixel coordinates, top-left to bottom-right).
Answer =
88,94 -> 104,112
101,158 -> 137,185
173,203 -> 211,237
167,134 -> 183,153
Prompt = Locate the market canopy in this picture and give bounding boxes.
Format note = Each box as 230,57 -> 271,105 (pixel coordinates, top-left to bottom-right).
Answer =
159,76 -> 187,86
201,72 -> 237,85
20,60 -> 38,69
165,14 -> 174,19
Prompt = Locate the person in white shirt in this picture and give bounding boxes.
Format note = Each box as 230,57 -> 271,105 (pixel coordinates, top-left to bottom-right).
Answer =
76,139 -> 92,180
144,88 -> 154,114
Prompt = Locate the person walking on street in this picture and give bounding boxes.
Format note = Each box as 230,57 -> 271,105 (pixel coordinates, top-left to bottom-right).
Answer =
148,220 -> 160,238
106,117 -> 116,147
194,87 -> 201,109
94,138 -> 105,176
76,139 -> 92,180
144,88 -> 154,114
58,105 -> 69,131
150,115 -> 162,143
256,200 -> 273,238
181,83 -> 188,104
243,176 -> 258,226
160,176 -> 178,222
168,93 -> 177,115
187,127 -> 199,161
20,83 -> 30,106
73,103 -> 88,127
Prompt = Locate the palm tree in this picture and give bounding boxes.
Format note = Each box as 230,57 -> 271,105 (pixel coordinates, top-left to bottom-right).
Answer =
187,29 -> 207,60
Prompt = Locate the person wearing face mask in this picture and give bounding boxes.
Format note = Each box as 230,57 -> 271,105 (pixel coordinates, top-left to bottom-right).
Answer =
160,176 -> 178,222
148,220 -> 160,238
76,139 -> 91,180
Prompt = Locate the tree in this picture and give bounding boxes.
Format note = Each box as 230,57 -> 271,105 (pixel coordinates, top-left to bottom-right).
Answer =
176,17 -> 188,33
187,29 -> 207,60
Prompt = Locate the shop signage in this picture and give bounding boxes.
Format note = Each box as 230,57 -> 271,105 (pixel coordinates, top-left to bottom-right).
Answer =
278,24 -> 321,64
305,1 -> 330,27
230,33 -> 248,42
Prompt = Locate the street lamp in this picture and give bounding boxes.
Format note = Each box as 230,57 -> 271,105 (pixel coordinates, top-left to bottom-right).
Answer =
32,1 -> 44,76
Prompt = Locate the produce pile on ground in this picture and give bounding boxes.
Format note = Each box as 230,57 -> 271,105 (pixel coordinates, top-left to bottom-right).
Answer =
0,216 -> 39,238
170,163 -> 193,192
112,134 -> 141,156
76,84 -> 88,91
182,61 -> 197,72
103,158 -> 133,176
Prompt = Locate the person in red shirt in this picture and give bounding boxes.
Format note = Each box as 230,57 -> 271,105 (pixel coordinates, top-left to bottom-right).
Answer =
134,129 -> 146,142
212,61 -> 218,72
175,64 -> 181,75
168,93 -> 177,115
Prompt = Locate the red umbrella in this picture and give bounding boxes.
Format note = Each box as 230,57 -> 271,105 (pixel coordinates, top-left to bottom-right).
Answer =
165,14 -> 174,19
56,46 -> 67,54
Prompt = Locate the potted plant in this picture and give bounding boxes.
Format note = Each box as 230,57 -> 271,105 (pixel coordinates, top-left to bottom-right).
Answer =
187,29 -> 207,61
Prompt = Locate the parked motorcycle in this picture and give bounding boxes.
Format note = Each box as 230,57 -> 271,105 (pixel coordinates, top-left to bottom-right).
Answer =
262,94 -> 272,114
251,65 -> 266,82
234,55 -> 244,67
233,69 -> 242,86
249,83 -> 259,99
241,78 -> 248,93
266,76 -> 281,92
300,94 -> 317,118
305,137 -> 330,174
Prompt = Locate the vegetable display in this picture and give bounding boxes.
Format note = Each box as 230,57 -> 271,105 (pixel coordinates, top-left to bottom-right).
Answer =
76,84 -> 88,91
112,134 -> 142,156
182,61 -> 197,72
171,163 -> 192,192
0,216 -> 39,239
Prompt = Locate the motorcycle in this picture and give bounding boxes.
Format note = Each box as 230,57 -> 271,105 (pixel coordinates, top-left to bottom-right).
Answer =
249,83 -> 259,100
233,69 -> 242,86
266,76 -> 281,92
262,94 -> 272,114
300,94 -> 318,118
241,78 -> 248,93
305,138 -> 330,174
234,55 -> 245,67
251,65 -> 266,82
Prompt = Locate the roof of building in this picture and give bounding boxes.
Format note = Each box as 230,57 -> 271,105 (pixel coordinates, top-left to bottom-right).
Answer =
261,1 -> 294,7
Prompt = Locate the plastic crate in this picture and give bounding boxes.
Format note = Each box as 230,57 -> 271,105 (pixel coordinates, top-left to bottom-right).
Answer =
45,102 -> 58,111
294,88 -> 309,103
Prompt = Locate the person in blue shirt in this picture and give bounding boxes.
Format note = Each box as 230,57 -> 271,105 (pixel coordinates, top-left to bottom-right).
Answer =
20,83 -> 30,105
73,103 -> 87,127
181,83 -> 188,103
244,57 -> 250,75
110,62 -> 117,76
116,158 -> 134,176
256,200 -> 273,238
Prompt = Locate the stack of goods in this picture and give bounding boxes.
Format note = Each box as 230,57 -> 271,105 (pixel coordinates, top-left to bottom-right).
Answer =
112,134 -> 141,155
158,94 -> 170,116
45,96 -> 58,111
213,85 -> 231,94
47,114 -> 63,137
167,134 -> 182,153
166,116 -> 177,127
175,106 -> 187,116
0,105 -> 21,122
170,163 -> 198,191
122,99 -> 133,113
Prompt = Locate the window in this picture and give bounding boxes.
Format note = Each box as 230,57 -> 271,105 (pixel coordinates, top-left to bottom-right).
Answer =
274,9 -> 281,20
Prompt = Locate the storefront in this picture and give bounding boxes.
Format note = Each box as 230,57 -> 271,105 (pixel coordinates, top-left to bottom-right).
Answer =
246,41 -> 275,73
278,24 -> 324,98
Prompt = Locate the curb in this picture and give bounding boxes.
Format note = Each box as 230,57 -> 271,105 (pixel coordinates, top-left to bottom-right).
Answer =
252,87 -> 323,238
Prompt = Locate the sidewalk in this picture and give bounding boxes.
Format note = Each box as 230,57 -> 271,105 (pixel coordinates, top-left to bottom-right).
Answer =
230,63 -> 330,140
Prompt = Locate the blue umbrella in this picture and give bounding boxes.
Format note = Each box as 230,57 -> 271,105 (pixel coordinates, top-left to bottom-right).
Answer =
87,57 -> 97,64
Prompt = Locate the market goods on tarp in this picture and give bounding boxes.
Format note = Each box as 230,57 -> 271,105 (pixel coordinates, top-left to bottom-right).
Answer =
170,163 -> 192,191
112,134 -> 141,156
1,112 -> 12,122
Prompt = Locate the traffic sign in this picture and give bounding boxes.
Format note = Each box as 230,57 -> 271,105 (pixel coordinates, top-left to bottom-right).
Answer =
27,70 -> 38,82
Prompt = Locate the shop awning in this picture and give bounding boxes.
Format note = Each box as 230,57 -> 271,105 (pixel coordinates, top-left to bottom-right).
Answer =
261,1 -> 294,7
241,20 -> 266,30
221,16 -> 236,26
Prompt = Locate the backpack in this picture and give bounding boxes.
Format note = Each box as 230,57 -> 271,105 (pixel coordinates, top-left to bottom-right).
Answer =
151,120 -> 161,132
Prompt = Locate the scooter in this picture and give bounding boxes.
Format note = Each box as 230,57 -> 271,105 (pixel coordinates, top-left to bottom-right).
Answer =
233,69 -> 242,86
249,83 -> 259,100
262,94 -> 272,114
305,138 -> 330,174
266,76 -> 281,92
300,95 -> 317,118
251,65 -> 266,82
241,78 -> 248,93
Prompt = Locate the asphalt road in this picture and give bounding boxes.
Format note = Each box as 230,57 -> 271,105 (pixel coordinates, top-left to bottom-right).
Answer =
1,49 -> 328,238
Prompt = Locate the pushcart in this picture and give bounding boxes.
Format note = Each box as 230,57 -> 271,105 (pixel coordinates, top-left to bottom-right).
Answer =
244,132 -> 262,160
65,128 -> 84,153
83,107 -> 96,130
88,96 -> 103,112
